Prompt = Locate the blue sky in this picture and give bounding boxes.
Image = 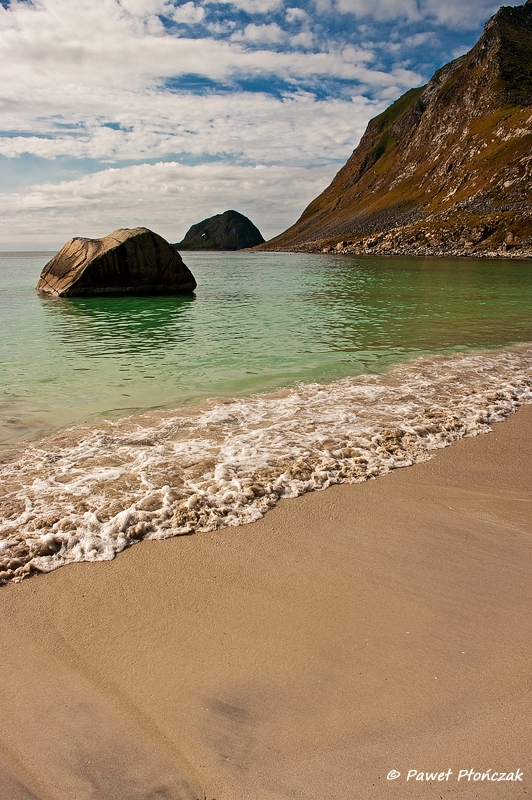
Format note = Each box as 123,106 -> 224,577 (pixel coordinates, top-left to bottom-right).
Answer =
0,0 -> 511,247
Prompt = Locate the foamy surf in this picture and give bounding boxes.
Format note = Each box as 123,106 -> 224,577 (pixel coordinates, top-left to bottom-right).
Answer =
1,346 -> 531,585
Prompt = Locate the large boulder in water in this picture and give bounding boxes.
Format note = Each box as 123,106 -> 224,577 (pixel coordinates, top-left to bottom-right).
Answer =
177,210 -> 265,250
37,227 -> 197,297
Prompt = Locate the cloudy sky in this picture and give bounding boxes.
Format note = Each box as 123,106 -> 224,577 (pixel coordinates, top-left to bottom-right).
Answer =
0,0 -> 509,248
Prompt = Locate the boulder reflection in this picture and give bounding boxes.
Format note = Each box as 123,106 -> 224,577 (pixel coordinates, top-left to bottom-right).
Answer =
40,294 -> 196,358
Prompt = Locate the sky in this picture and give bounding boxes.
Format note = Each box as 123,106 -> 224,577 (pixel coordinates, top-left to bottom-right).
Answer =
0,0 -> 511,248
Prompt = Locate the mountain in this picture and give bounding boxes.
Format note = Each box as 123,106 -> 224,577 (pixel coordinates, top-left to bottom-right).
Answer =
260,1 -> 532,257
177,210 -> 265,250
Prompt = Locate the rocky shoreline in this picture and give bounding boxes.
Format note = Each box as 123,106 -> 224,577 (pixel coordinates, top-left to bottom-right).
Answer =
263,217 -> 532,259
290,239 -> 532,259
269,244 -> 532,258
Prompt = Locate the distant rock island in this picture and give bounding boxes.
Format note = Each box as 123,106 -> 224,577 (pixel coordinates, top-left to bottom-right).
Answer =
37,228 -> 196,297
177,210 -> 265,250
260,0 -> 532,258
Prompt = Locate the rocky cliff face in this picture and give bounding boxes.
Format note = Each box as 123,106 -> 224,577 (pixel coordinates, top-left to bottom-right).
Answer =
177,210 -> 265,250
261,0 -> 532,258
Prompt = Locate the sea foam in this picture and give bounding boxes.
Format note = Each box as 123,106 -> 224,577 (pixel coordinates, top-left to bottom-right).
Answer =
1,346 -> 531,584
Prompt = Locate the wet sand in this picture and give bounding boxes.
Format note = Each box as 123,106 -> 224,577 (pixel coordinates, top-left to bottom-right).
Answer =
0,405 -> 531,800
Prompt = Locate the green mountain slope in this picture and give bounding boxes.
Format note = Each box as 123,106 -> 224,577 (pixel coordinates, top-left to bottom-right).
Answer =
260,0 -> 532,257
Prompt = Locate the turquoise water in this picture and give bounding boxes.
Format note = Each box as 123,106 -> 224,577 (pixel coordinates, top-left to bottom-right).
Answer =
2,250 -> 532,447
2,249 -> 532,583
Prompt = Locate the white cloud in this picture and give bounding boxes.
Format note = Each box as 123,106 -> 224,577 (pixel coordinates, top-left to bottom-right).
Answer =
232,22 -> 288,43
286,6 -> 308,23
423,0 -> 501,29
119,0 -> 171,15
0,161 -> 340,244
206,0 -> 283,13
401,31 -> 437,48
377,83 -> 407,100
0,92 -> 384,166
0,0 -> 419,121
341,44 -> 374,63
334,0 -> 421,22
333,0 -> 502,29
207,19 -> 237,33
291,30 -> 314,48
172,2 -> 206,23
0,0 -> 419,175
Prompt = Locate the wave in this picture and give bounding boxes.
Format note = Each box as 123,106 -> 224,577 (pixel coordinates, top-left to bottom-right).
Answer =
1,345 -> 531,584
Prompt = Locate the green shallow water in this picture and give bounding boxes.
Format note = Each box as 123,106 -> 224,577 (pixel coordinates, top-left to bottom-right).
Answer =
1,250 -> 532,447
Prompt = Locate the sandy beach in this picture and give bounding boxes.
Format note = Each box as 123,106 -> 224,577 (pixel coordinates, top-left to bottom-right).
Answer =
0,404 -> 531,800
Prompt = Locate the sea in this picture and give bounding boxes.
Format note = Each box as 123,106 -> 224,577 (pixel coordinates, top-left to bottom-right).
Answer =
1,250 -> 532,583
